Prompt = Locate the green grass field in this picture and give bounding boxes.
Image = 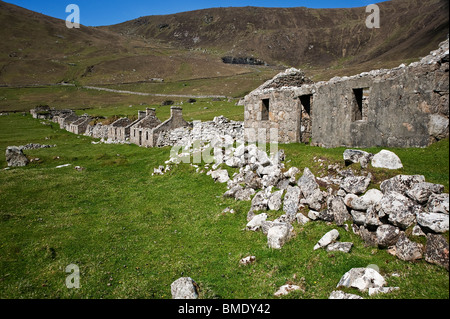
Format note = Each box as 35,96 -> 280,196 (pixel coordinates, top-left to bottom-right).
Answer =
0,113 -> 448,299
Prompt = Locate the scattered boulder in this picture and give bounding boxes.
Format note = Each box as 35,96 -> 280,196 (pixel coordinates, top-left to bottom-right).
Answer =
296,213 -> 311,225
210,169 -> 230,183
251,191 -> 268,211
326,242 -> 353,253
344,194 -> 369,211
371,150 -> 403,170
239,256 -> 256,266
274,284 -> 301,297
337,267 -> 386,292
359,226 -> 378,247
314,229 -> 340,250
283,186 -> 301,216
171,277 -> 199,299
368,287 -> 400,296
268,190 -> 284,211
343,149 -> 373,168
297,167 -> 319,199
267,224 -> 294,249
246,213 -> 268,231
360,189 -> 384,206
424,234 -> 449,271
5,146 -> 29,167
235,188 -> 255,201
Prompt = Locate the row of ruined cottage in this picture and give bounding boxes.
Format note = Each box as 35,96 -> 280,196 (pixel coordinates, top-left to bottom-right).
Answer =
30,105 -> 191,148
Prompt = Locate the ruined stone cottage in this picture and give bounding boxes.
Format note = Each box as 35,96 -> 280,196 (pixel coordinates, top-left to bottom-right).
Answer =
68,114 -> 91,135
129,108 -> 162,147
244,40 -> 449,148
129,106 -> 190,147
108,117 -> 139,142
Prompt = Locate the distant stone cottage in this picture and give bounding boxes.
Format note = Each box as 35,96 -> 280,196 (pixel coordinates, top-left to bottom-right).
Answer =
244,40 -> 449,148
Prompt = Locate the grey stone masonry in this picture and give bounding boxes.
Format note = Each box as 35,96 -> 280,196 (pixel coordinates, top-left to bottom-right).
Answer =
244,39 -> 449,148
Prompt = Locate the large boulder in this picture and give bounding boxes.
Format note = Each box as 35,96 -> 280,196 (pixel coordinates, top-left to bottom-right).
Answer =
171,277 -> 199,299
283,186 -> 301,216
380,175 -> 425,195
425,234 -> 449,271
406,182 -> 444,204
371,150 -> 403,170
343,149 -> 373,169
376,224 -> 401,248
297,167 -> 319,199
5,146 -> 29,167
427,193 -> 449,215
327,196 -> 351,226
340,174 -> 371,195
337,268 -> 386,292
394,233 -> 424,261
377,192 -> 421,229
416,212 -> 449,233
267,224 -> 294,249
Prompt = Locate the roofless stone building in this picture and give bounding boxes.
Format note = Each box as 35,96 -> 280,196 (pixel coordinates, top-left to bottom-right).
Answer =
244,40 -> 449,148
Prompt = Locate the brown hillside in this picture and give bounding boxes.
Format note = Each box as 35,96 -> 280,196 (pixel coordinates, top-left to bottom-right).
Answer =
107,0 -> 449,69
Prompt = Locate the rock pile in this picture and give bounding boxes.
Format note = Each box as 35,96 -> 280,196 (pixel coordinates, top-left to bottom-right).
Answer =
156,116 -> 243,148
164,139 -> 449,269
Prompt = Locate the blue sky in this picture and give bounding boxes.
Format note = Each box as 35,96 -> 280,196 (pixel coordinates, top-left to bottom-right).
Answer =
4,0 -> 388,26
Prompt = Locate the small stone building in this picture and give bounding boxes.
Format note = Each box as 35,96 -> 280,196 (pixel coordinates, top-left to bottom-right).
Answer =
244,40 -> 449,148
68,114 -> 91,135
129,108 -> 162,147
129,106 -> 190,148
108,117 -> 139,142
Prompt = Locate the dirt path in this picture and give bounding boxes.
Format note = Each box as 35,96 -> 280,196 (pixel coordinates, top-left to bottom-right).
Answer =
81,85 -> 229,99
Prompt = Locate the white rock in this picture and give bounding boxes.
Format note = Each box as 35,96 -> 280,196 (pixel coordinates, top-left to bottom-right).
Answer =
56,164 -> 71,168
171,277 -> 199,299
296,213 -> 311,225
210,169 -> 230,183
416,212 -> 449,233
246,213 -> 268,231
371,150 -> 403,170
267,224 -> 293,249
337,268 -> 386,292
314,229 -> 340,250
239,256 -> 256,265
274,284 -> 301,297
360,189 -> 384,206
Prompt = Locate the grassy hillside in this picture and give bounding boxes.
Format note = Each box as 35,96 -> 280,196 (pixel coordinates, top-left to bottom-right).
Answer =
0,113 -> 448,299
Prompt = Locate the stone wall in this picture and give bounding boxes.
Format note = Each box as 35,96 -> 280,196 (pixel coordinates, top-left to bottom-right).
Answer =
244,39 -> 449,148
